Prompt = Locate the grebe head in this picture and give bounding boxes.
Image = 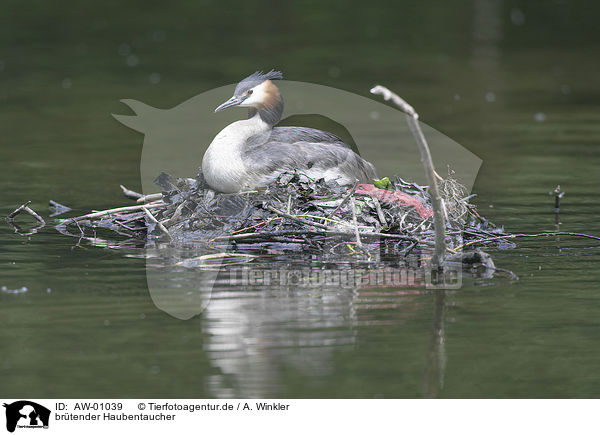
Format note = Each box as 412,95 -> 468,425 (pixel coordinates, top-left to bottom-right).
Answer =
214,70 -> 284,124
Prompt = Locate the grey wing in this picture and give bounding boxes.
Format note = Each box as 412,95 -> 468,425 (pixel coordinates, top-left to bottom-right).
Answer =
242,133 -> 377,185
268,126 -> 352,149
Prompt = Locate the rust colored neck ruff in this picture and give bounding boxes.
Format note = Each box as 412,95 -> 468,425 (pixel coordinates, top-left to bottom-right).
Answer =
248,80 -> 284,126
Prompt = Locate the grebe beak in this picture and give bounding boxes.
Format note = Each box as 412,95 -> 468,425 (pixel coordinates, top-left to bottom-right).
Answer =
214,96 -> 243,113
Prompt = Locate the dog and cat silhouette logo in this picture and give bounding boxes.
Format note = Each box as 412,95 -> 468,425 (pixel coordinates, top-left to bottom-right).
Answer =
3,401 -> 50,432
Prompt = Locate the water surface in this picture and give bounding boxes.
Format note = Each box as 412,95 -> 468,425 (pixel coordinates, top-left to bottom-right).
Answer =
1,1 -> 600,398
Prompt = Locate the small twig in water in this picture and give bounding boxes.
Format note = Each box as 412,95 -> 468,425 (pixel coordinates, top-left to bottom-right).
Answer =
6,201 -> 46,225
453,231 -> 600,252
6,201 -> 31,220
551,185 -> 565,214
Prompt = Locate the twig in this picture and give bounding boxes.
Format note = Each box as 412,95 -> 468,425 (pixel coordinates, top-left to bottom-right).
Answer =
295,214 -> 371,229
350,196 -> 363,249
372,197 -> 386,227
402,241 -> 419,256
371,85 -> 446,265
326,181 -> 359,219
551,185 -> 565,214
74,220 -> 85,236
114,220 -> 138,232
266,206 -> 372,232
161,201 -> 187,227
370,86 -> 418,117
265,205 -> 329,230
208,229 -> 418,243
120,185 -> 143,200
136,193 -> 163,203
26,205 -> 46,224
68,202 -> 164,222
6,201 -> 46,225
453,231 -> 600,252
175,252 -> 257,266
143,207 -> 172,240
55,224 -> 142,248
119,212 -> 146,225
231,217 -> 282,234
6,201 -> 31,220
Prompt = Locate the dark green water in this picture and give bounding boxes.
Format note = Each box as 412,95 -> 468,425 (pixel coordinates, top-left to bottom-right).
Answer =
1,1 -> 599,398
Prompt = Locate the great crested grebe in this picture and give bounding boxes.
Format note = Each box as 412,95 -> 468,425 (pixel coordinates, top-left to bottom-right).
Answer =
202,70 -> 378,193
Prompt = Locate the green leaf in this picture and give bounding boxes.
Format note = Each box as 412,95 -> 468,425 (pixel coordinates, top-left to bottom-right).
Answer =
373,177 -> 392,190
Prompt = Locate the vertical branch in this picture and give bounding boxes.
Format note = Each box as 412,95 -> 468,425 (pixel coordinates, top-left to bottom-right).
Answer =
370,85 -> 447,265
551,185 -> 564,230
350,196 -> 363,250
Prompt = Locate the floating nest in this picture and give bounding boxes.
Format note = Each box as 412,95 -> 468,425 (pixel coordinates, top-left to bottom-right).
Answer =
53,170 -> 509,262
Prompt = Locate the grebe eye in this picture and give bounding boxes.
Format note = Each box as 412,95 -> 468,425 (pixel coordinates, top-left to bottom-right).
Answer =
247,90 -> 253,95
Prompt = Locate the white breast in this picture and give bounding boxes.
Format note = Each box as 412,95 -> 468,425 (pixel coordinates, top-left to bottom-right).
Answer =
202,116 -> 269,193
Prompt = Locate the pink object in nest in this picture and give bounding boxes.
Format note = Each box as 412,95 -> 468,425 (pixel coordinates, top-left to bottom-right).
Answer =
355,184 -> 433,219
